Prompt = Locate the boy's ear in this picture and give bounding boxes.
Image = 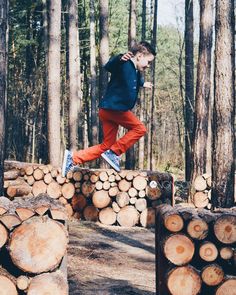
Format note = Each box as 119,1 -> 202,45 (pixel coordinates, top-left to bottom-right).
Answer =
136,52 -> 143,60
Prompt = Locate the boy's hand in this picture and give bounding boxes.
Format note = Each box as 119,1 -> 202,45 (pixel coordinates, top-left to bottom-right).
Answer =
143,82 -> 154,89
121,51 -> 134,61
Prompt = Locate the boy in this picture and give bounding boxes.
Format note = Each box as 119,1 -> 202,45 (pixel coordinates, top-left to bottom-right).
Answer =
62,41 -> 156,177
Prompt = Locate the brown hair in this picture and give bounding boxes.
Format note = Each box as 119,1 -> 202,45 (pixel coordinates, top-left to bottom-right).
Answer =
130,41 -> 156,56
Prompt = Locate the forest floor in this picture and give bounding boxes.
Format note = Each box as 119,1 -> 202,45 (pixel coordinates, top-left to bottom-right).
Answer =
68,220 -> 155,295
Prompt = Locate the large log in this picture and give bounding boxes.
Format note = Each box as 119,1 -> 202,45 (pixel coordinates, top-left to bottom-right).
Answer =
27,271 -> 68,295
133,175 -> 147,191
83,205 -> 99,221
193,175 -> 207,191
216,279 -> 236,295
92,190 -> 111,209
61,183 -> 75,200
187,218 -> 209,240
4,170 -> 19,180
140,208 -> 155,228
201,264 -> 224,286
117,206 -> 139,227
32,181 -> 47,196
116,192 -> 130,208
167,266 -> 201,295
99,207 -> 117,225
193,191 -> 209,208
7,183 -> 32,198
0,275 -> 17,295
0,223 -> 8,247
47,182 -> 62,199
135,198 -> 147,212
118,179 -> 131,192
9,216 -> 68,273
163,234 -> 195,266
214,215 -> 236,244
71,194 -> 87,212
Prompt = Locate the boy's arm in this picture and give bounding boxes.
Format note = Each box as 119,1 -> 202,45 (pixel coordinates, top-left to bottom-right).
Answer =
104,52 -> 133,73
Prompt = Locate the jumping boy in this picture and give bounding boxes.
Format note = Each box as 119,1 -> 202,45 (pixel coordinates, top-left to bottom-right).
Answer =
62,41 -> 156,177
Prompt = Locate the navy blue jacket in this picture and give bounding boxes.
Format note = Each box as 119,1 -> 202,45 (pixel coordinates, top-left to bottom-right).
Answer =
99,55 -> 144,111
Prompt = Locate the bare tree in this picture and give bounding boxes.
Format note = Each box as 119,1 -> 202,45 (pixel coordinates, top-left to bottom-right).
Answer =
212,0 -> 235,207
90,0 -> 98,146
68,0 -> 82,150
191,0 -> 214,181
185,0 -> 194,181
0,0 -> 7,195
47,0 -> 61,166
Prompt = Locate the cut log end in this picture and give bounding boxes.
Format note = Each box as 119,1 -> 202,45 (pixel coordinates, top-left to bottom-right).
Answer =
199,242 -> 218,262
201,264 -> 224,286
214,215 -> 236,244
0,275 -> 18,295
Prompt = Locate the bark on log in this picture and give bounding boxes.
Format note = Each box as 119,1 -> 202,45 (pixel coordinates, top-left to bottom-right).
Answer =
99,207 -> 117,225
4,170 -> 19,180
71,194 -> 87,212
214,215 -> 236,244
116,192 -> 130,208
4,178 -> 25,189
7,184 -> 32,198
140,208 -> 155,228
117,206 -> 139,227
133,175 -> 147,191
83,205 -> 99,221
216,279 -> 236,295
9,216 -> 68,274
0,223 -> 8,247
0,196 -> 11,214
92,190 -> 111,209
201,264 -> 224,286
187,218 -> 209,240
167,266 -> 201,295
27,271 -> 68,295
163,234 -> 195,265
199,241 -> 218,262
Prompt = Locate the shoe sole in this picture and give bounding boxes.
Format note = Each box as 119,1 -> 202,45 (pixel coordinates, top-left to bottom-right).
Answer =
62,150 -> 69,177
101,153 -> 120,172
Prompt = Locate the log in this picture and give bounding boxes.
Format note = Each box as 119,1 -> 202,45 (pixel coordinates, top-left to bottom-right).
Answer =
74,182 -> 81,189
133,175 -> 147,191
16,275 -> 30,291
220,247 -> 234,260
118,179 -> 131,192
216,279 -> 236,295
108,186 -> 119,197
9,216 -> 68,273
4,170 -> 19,180
147,186 -> 162,200
119,170 -> 128,178
32,181 -> 47,196
138,190 -> 146,198
126,171 -> 136,181
27,271 -> 68,295
129,197 -> 137,205
135,198 -> 147,212
115,174 -> 121,181
56,175 -> 66,185
81,181 -> 95,197
193,175 -> 207,191
92,190 -> 111,209
47,182 -> 62,199
99,171 -> 108,182
108,174 -> 116,182
201,264 -> 224,286
15,207 -> 35,221
73,171 -> 83,182
71,194 -> 87,212
0,197 -> 11,215
140,208 -> 155,228
112,202 -> 120,213
90,173 -> 99,183
167,266 -> 201,295
41,165 -> 49,174
102,181 -> 111,190
0,223 -> 8,247
128,187 -> 137,197
4,178 -> 24,189
50,209 -> 68,221
187,218 -> 209,240
51,168 -> 58,178
58,197 -> 68,206
157,204 -> 184,233
163,234 -> 195,266
214,215 -> 236,244
116,192 -> 130,208
95,181 -> 103,190
83,205 -> 99,221
61,183 -> 75,199
193,191 -> 209,208
0,214 -> 22,230
26,175 -> 35,186
65,204 -> 73,217
99,207 -> 117,225
35,206 -> 49,216
199,241 -> 218,262
0,275 -> 17,295
117,206 -> 139,227
44,173 -> 53,184
7,183 -> 32,198
33,168 -> 44,181
25,166 -> 34,176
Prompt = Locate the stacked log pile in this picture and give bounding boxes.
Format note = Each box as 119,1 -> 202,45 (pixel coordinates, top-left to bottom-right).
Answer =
191,174 -> 212,209
4,161 -> 173,227
156,204 -> 236,295
0,194 -> 68,294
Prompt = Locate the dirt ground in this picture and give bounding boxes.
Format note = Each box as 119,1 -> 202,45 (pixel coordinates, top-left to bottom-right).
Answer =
68,220 -> 155,295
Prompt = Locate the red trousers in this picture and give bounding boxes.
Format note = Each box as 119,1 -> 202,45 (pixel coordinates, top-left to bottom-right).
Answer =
73,109 -> 146,164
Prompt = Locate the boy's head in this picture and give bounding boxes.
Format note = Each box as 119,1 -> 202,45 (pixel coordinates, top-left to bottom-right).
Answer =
130,41 -> 156,72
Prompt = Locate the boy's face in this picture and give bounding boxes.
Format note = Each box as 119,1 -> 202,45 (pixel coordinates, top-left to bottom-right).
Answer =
136,53 -> 155,72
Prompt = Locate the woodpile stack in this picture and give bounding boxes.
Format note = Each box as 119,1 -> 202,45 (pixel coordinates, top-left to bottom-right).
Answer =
4,161 -> 173,227
156,204 -> 236,295
0,194 -> 68,294
191,174 -> 212,209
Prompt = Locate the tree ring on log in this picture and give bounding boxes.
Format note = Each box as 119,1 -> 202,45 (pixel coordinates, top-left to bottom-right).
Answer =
214,215 -> 236,244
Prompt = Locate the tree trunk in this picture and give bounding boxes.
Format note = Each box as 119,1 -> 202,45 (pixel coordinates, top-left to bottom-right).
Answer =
68,0 -> 82,150
90,0 -> 98,146
212,0 -> 235,208
47,0 -> 61,166
0,0 -> 7,196
191,0 -> 214,182
185,0 -> 194,181
126,0 -> 137,169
